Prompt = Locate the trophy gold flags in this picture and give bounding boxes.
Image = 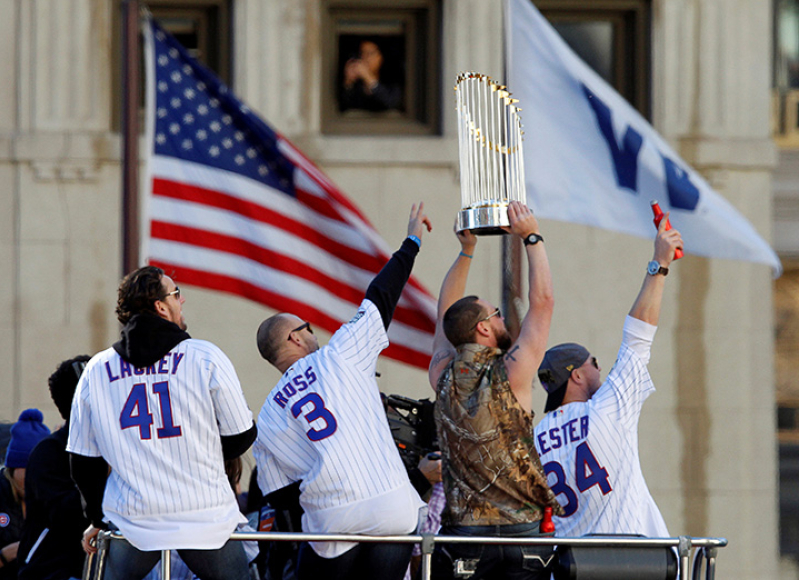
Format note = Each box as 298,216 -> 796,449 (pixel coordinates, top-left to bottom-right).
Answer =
455,72 -> 526,234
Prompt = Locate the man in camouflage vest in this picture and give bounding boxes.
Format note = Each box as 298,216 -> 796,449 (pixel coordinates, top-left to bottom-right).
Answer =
428,201 -> 562,580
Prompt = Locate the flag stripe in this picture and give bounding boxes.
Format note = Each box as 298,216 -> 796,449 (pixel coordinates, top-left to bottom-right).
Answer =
150,221 -> 435,332
148,238 -> 434,347
149,261 -> 432,368
152,177 -> 388,273
150,179 -> 435,312
151,157 -> 378,255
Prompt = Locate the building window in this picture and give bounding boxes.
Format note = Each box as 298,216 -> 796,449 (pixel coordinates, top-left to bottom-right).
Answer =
774,0 -> 799,146
148,1 -> 231,82
537,0 -> 651,118
111,0 -> 231,130
321,0 -> 442,135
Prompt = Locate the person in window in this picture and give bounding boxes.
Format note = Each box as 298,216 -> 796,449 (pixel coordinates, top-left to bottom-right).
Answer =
340,39 -> 402,112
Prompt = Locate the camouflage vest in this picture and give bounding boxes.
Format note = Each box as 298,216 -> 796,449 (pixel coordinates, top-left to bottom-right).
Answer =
435,343 -> 563,526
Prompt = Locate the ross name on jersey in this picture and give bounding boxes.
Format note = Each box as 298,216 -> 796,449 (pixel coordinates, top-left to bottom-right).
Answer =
104,353 -> 185,383
537,415 -> 589,457
272,366 -> 318,409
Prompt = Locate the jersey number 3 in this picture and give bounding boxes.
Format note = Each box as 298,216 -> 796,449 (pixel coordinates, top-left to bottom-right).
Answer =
120,381 -> 182,440
543,441 -> 612,517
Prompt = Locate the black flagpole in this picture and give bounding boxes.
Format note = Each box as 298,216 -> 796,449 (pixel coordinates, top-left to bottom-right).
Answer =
121,0 -> 140,275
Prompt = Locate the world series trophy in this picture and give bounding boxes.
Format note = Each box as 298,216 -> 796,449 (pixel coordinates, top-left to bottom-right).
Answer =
455,72 -> 526,234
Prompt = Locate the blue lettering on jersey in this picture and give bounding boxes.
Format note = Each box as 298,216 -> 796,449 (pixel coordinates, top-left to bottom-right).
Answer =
172,352 -> 184,374
105,362 -> 120,383
273,392 -> 289,408
272,366 -> 318,409
537,415 -> 590,457
112,353 -> 185,379
537,432 -> 550,455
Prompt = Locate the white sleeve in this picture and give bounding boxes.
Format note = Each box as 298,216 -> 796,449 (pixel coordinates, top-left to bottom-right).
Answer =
327,299 -> 388,376
66,368 -> 102,457
203,342 -> 254,436
621,315 -> 657,365
590,316 -> 657,431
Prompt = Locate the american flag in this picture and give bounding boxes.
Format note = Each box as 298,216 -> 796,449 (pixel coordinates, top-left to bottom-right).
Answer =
142,17 -> 436,368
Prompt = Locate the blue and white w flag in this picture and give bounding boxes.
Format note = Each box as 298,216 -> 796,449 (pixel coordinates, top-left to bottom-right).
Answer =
506,0 -> 781,275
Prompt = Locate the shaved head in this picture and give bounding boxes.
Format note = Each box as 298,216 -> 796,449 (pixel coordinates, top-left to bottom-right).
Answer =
257,314 -> 295,365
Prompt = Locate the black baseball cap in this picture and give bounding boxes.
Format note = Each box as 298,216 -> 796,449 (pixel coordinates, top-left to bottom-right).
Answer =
538,343 -> 590,412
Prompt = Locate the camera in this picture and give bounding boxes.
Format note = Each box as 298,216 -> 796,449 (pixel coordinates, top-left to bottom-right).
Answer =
383,394 -> 439,472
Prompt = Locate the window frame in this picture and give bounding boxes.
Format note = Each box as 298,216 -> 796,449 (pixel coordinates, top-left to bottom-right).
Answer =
536,0 -> 651,119
320,0 -> 442,136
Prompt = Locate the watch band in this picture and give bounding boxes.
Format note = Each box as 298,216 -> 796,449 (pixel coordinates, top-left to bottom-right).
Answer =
647,261 -> 669,276
523,233 -> 544,246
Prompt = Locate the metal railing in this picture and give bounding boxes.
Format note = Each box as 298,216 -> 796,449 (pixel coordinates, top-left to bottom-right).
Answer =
83,529 -> 727,580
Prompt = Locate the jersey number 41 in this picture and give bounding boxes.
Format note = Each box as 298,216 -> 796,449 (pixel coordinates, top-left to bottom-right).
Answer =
119,381 -> 182,440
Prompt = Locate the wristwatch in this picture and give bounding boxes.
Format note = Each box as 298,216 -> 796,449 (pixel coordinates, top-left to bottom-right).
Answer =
523,233 -> 544,246
647,260 -> 668,276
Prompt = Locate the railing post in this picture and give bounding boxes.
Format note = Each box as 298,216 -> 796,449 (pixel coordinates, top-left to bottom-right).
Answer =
161,549 -> 171,580
81,551 -> 94,580
704,546 -> 718,580
94,531 -> 110,580
419,532 -> 435,580
678,536 -> 692,580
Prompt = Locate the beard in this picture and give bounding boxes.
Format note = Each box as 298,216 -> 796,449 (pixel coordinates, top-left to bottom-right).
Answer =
497,329 -> 513,351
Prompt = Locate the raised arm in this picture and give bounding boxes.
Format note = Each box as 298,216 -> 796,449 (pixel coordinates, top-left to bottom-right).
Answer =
629,215 -> 683,325
427,226 -> 477,390
503,202 -> 554,410
365,202 -> 432,329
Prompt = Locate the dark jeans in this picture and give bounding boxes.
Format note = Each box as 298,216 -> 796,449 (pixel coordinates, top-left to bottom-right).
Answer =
103,537 -> 250,580
296,540 -> 413,580
432,523 -> 555,580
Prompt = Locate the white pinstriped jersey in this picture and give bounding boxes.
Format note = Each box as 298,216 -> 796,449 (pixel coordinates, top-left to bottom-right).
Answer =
67,339 -> 254,550
254,299 -> 425,558
533,316 -> 669,538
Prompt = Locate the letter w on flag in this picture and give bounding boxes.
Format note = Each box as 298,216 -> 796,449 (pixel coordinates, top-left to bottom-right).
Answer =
142,17 -> 436,368
506,0 -> 781,275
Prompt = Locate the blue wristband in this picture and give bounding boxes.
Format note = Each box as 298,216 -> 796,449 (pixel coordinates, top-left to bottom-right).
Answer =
408,235 -> 421,247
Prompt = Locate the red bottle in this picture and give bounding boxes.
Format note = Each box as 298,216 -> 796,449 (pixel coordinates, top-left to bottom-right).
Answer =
540,506 -> 555,534
650,200 -> 683,260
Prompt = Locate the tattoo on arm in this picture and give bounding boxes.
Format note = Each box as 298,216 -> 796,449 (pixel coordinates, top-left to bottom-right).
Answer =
430,350 -> 451,368
504,346 -> 520,362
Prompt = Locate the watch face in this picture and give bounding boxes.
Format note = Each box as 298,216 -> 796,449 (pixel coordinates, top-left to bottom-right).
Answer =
648,261 -> 659,275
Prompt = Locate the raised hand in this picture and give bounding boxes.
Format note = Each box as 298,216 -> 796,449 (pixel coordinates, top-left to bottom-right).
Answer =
407,202 -> 433,241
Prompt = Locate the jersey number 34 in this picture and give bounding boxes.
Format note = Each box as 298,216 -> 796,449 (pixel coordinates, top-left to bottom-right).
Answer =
543,442 -> 612,517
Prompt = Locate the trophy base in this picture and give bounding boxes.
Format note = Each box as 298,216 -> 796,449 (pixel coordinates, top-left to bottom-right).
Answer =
457,206 -> 509,235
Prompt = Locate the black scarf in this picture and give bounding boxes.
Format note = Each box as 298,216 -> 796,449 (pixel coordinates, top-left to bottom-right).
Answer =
113,312 -> 191,368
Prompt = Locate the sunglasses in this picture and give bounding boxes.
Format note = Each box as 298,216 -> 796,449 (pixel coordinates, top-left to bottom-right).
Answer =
163,286 -> 181,300
472,308 -> 501,330
287,321 -> 313,341
590,356 -> 599,369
